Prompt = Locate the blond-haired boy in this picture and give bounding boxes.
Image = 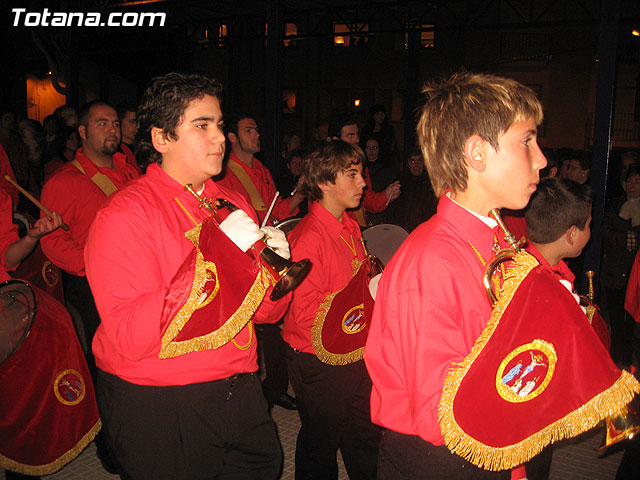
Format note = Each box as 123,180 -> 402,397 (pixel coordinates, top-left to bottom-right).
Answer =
364,72 -> 546,479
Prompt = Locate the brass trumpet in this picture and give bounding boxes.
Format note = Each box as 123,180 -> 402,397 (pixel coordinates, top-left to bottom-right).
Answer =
582,270 -> 597,324
359,237 -> 384,278
483,209 -> 525,305
185,185 -> 311,300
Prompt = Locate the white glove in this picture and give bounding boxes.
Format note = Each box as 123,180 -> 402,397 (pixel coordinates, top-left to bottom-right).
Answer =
368,273 -> 382,300
260,226 -> 291,260
219,210 -> 264,252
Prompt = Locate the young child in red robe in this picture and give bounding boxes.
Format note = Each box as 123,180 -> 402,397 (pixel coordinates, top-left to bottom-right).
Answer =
525,177 -> 610,349
282,139 -> 381,479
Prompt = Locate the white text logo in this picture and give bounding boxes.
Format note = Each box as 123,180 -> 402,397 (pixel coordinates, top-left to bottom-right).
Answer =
12,8 -> 166,27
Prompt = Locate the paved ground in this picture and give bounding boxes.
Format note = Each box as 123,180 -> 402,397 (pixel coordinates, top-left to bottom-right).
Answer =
1,404 -> 627,480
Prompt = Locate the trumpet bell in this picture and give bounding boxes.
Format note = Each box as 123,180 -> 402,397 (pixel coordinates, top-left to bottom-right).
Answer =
259,247 -> 312,301
598,402 -> 640,449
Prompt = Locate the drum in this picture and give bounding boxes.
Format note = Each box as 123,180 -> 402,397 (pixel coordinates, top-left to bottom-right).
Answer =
0,280 -> 35,365
275,217 -> 302,237
0,281 -> 100,475
362,224 -> 409,267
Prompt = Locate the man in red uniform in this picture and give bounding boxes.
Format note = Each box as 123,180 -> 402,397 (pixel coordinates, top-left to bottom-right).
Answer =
328,117 -> 400,226
40,100 -> 139,375
40,100 -> 139,473
282,140 -> 381,479
219,112 -> 302,410
116,104 -> 141,174
84,72 -> 291,479
364,72 -> 547,479
219,112 -> 304,226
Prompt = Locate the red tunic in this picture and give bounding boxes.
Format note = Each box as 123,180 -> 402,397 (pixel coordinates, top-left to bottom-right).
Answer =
85,164 -> 289,386
217,152 -> 297,225
40,148 -> 139,276
364,195 -> 504,445
283,202 -> 367,354
0,189 -> 18,281
0,143 -> 18,207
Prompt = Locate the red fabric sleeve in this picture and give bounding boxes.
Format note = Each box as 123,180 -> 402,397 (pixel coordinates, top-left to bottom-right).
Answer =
362,168 -> 388,213
625,250 -> 640,323
85,201 -> 167,361
40,172 -> 88,276
0,189 -> 19,277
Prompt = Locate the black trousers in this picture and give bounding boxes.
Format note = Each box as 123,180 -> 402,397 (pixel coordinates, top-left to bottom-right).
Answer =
377,430 -> 510,480
606,287 -> 636,366
96,370 -> 282,480
256,321 -> 289,404
62,272 -> 101,378
286,347 -> 381,480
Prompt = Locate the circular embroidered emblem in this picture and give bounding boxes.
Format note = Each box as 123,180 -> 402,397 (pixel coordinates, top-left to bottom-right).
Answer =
342,304 -> 366,334
41,260 -> 59,287
53,369 -> 86,406
495,339 -> 556,403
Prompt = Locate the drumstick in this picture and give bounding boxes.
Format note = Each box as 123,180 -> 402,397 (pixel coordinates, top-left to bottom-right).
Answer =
261,191 -> 280,228
4,175 -> 70,231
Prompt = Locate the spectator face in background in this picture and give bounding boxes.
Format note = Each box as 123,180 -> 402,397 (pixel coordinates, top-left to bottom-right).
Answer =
66,131 -> 80,154
58,107 -> 78,128
559,159 -> 571,179
566,159 -> 590,184
120,110 -> 138,145
288,154 -> 303,177
365,139 -> 380,162
43,116 -> 59,137
407,154 -> 425,177
1,112 -> 15,131
626,173 -> 640,199
339,123 -> 359,145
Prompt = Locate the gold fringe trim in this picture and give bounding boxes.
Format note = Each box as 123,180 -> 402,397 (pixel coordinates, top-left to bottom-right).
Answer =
0,419 -> 101,476
159,225 -> 272,358
438,250 -> 640,470
311,260 -> 366,365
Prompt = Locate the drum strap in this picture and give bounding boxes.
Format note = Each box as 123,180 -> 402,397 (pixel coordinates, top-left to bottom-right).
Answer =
227,159 -> 267,211
71,160 -> 118,197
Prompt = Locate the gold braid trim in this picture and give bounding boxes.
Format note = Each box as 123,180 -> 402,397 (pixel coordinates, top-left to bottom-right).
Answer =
311,260 -> 366,365
0,419 -> 101,476
438,250 -> 640,471
159,225 -> 272,358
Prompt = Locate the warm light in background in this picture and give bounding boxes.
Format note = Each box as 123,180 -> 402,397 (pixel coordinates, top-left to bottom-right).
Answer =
633,29 -> 640,37
26,75 -> 66,122
48,71 -> 52,75
334,36 -> 345,45
354,99 -> 360,107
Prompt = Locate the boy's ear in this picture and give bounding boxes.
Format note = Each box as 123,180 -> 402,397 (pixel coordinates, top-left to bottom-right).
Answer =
227,132 -> 237,144
464,135 -> 488,172
566,226 -> 577,245
151,127 -> 169,154
318,181 -> 331,193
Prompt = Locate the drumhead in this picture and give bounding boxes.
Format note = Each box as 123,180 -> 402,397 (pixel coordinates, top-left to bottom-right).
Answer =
0,280 -> 36,365
362,224 -> 409,267
275,217 -> 302,237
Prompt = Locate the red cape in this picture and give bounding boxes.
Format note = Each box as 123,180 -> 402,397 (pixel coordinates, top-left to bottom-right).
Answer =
439,251 -> 639,471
